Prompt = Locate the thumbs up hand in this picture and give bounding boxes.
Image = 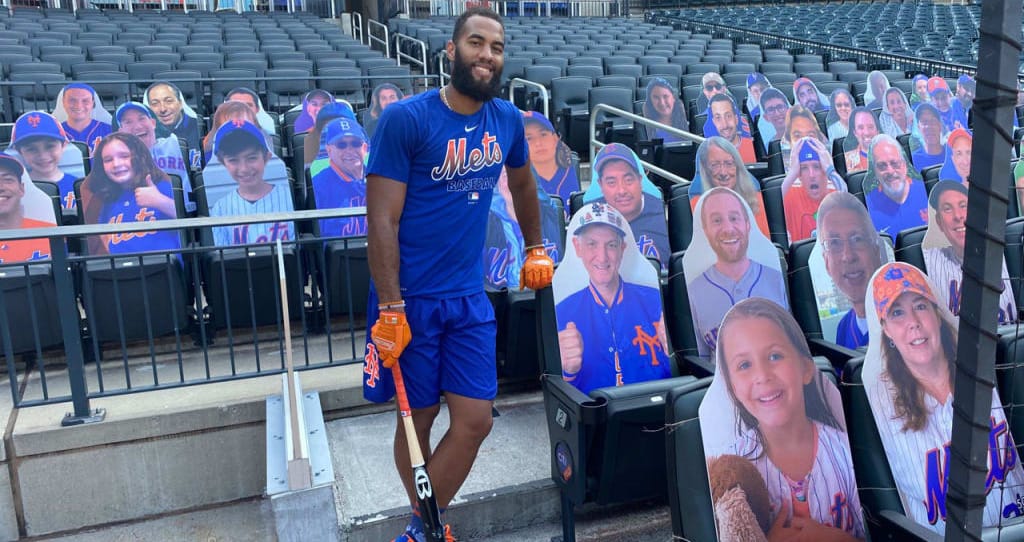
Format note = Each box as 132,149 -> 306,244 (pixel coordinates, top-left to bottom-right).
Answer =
558,321 -> 584,377
133,175 -> 162,208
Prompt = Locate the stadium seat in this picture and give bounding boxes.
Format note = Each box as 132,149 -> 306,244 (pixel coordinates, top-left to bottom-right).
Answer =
265,68 -> 314,113
316,67 -> 367,110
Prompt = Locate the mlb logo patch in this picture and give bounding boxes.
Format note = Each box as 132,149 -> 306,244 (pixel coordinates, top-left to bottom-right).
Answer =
469,192 -> 480,202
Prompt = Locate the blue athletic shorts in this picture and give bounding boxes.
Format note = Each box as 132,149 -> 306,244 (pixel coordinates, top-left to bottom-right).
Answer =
362,289 -> 497,409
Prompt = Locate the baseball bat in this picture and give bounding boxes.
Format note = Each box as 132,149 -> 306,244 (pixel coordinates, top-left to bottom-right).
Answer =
391,362 -> 445,542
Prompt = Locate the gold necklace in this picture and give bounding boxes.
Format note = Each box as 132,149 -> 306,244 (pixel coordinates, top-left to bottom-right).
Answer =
440,86 -> 453,111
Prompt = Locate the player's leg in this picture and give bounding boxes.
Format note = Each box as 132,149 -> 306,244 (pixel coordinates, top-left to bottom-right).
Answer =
389,295 -> 445,541
429,291 -> 498,508
427,392 -> 494,507
393,402 -> 440,504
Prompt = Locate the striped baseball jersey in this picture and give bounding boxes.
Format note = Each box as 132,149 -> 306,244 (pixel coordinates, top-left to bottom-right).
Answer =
866,375 -> 1024,534
724,422 -> 866,539
210,183 -> 294,247
924,247 -> 1018,324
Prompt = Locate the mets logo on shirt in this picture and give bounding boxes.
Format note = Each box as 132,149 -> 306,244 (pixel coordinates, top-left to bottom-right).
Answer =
431,133 -> 503,192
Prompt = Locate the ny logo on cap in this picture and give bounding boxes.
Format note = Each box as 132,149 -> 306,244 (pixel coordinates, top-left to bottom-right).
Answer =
27,115 -> 41,128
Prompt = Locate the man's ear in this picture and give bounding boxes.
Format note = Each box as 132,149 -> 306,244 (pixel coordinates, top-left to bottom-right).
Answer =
445,40 -> 455,62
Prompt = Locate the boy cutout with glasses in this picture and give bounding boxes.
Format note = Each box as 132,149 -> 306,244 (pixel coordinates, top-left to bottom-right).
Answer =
312,117 -> 369,238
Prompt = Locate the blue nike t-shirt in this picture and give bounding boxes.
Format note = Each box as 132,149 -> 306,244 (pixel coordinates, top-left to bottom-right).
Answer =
367,90 -> 528,298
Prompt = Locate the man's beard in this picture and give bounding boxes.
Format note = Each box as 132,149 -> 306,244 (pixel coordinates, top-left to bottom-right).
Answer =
881,176 -> 907,201
450,48 -> 502,102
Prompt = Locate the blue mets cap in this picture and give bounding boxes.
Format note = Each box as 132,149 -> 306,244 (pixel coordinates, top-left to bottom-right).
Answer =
957,74 -> 976,90
747,73 -> 769,88
319,101 -> 356,123
322,117 -> 367,145
574,201 -> 627,237
12,112 -> 66,144
798,140 -> 819,163
522,110 -> 555,132
213,120 -> 270,155
594,143 -> 639,178
115,102 -> 156,123
0,154 -> 25,178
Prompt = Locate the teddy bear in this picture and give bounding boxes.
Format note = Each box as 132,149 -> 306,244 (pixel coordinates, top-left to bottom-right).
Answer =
708,454 -> 772,542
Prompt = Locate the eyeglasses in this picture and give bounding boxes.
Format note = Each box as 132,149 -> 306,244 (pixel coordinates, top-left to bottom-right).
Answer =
821,234 -> 872,254
704,83 -> 724,92
332,139 -> 363,149
708,160 -> 736,172
874,159 -> 904,172
765,104 -> 788,114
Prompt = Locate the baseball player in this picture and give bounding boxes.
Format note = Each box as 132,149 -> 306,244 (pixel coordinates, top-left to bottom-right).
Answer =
81,132 -> 180,256
52,83 -> 112,152
815,192 -> 888,349
924,181 -> 1016,323
864,262 -> 1024,534
362,8 -> 553,541
555,202 -> 669,394
311,116 -> 369,239
208,121 -> 294,247
780,137 -> 843,243
0,155 -> 53,264
145,82 -> 202,158
685,187 -> 788,356
864,134 -> 928,241
710,298 -> 864,539
586,143 -> 669,269
8,111 -> 82,211
114,102 -> 194,212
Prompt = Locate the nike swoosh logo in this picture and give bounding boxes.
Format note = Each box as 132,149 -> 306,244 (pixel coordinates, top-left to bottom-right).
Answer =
465,125 -> 477,132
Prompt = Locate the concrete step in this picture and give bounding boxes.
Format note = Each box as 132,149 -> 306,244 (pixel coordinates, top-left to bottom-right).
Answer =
328,392 -> 560,541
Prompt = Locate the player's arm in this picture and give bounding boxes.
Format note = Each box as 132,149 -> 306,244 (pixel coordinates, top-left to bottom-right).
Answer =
505,163 -> 542,247
366,174 -> 406,308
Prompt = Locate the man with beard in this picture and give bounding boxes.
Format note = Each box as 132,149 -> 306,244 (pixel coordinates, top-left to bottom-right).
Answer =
592,143 -> 669,269
707,93 -> 756,163
781,137 -> 842,242
816,192 -> 886,349
114,102 -> 194,212
686,187 -> 788,356
864,134 -> 928,240
955,74 -> 976,112
924,181 -> 1017,323
311,117 -> 369,238
794,78 -> 827,112
362,8 -> 553,542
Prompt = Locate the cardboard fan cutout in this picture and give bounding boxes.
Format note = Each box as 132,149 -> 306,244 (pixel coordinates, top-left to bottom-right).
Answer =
523,111 -> 579,221
310,116 -> 369,239
690,137 -> 771,238
582,143 -> 669,269
552,202 -> 670,394
7,111 -> 86,212
842,107 -> 881,175
863,262 -> 1024,534
203,121 -> 294,247
483,167 -> 564,290
699,297 -> 865,542
921,180 -> 1016,324
683,187 -> 789,357
808,192 -> 893,350
0,154 -> 58,265
862,134 -> 928,241
641,77 -> 690,143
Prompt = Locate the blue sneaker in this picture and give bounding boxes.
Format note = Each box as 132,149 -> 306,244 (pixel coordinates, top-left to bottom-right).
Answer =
391,524 -> 455,542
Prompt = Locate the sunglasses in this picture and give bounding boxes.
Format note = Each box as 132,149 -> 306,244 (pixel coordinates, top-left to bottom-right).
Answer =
704,83 -> 724,92
332,139 -> 363,149
874,159 -> 904,172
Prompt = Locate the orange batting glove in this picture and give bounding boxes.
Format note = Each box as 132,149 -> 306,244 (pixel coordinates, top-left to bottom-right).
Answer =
520,246 -> 554,290
371,310 -> 411,369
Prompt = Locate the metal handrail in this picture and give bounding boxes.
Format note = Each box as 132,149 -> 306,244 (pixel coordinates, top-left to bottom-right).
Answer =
368,18 -> 390,58
588,103 -> 702,185
392,32 -> 430,90
508,77 -> 550,120
351,11 -> 364,44
0,207 -> 366,243
438,55 -> 450,86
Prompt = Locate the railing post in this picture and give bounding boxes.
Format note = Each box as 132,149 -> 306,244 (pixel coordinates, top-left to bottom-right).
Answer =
51,237 -> 105,427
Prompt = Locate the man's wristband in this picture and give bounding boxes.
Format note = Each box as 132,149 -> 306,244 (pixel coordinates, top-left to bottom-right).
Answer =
378,300 -> 406,310
525,244 -> 546,252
